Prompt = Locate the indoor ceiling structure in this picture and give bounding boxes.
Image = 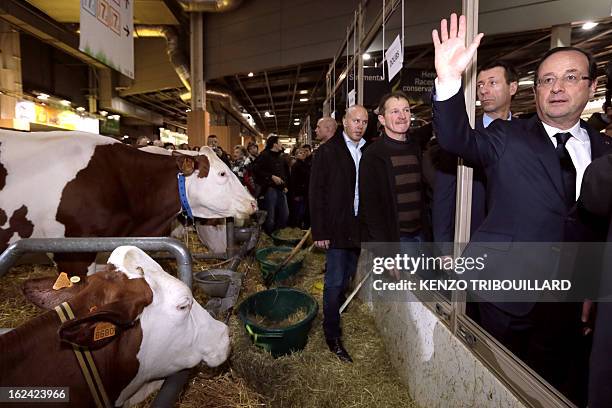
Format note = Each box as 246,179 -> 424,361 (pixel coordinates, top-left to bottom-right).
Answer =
10,1 -> 612,136
363,15 -> 612,122
209,60 -> 330,136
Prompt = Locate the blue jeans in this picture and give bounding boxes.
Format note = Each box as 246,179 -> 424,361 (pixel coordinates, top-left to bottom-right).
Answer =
262,187 -> 289,234
323,248 -> 360,340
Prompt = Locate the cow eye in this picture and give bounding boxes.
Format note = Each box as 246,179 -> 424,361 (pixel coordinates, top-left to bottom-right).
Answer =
177,298 -> 192,312
219,171 -> 226,177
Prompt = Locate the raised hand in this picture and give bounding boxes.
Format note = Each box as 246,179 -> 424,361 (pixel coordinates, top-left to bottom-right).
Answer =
431,13 -> 484,85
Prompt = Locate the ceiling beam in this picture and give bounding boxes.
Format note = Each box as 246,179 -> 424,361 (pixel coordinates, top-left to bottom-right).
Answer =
287,65 -> 301,135
235,74 -> 266,132
264,71 -> 278,133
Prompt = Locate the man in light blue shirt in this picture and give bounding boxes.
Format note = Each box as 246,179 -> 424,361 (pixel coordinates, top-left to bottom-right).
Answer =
310,105 -> 368,362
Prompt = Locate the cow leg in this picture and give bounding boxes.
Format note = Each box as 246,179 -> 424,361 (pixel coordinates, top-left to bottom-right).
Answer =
54,252 -> 97,276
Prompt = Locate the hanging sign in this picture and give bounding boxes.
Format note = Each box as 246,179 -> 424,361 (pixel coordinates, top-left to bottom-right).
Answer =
79,0 -> 134,78
385,35 -> 403,82
347,89 -> 356,107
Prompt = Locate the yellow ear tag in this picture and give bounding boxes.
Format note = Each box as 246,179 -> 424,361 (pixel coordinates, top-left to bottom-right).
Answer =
93,322 -> 116,342
52,272 -> 73,290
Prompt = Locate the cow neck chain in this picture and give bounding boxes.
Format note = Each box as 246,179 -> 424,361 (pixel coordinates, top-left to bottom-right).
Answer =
177,173 -> 194,222
54,302 -> 112,408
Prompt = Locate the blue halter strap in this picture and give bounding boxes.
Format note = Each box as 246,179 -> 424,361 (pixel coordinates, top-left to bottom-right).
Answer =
177,173 -> 194,221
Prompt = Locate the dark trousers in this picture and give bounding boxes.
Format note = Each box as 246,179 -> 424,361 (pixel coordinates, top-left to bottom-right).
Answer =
479,301 -> 588,406
323,248 -> 360,340
288,196 -> 307,229
262,187 -> 289,235
589,302 -> 612,407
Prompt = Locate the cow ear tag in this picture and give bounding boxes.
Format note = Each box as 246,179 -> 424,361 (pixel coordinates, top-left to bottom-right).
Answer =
52,272 -> 73,290
93,322 -> 116,342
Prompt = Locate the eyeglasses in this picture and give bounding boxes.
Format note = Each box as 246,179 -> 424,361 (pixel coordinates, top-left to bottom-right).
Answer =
536,73 -> 591,88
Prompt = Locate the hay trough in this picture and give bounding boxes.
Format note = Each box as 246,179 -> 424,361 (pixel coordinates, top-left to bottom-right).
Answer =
270,227 -> 306,247
237,287 -> 318,357
255,246 -> 304,282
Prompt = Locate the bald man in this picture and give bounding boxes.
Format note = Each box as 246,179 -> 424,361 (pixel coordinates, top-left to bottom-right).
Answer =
310,105 -> 368,362
315,116 -> 338,144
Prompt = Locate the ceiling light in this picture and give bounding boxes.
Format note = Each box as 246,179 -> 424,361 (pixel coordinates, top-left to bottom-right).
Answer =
518,80 -> 534,86
299,98 -> 308,102
475,100 -> 481,107
582,21 -> 598,30
299,90 -> 308,95
99,110 -> 108,116
37,93 -> 49,100
247,72 -> 254,77
76,106 -> 86,112
264,111 -> 275,118
363,53 -> 371,60
60,100 -> 71,106
185,108 -> 191,113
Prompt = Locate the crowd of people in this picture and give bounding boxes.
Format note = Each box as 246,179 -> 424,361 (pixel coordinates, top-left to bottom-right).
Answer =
307,13 -> 612,408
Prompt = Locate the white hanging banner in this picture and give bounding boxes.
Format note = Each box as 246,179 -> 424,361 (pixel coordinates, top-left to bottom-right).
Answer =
385,34 -> 403,82
79,0 -> 134,79
348,89 -> 356,107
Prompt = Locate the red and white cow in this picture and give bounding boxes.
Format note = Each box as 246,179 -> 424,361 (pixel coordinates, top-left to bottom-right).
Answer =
0,245 -> 230,407
0,131 -> 257,274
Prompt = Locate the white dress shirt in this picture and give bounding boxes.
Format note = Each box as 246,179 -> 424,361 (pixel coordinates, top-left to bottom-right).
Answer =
343,132 -> 366,216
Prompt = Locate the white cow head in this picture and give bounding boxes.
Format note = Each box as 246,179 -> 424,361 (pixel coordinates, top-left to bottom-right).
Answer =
107,246 -> 230,405
143,146 -> 257,219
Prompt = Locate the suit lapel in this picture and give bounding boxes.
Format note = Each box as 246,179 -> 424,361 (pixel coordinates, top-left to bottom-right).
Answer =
526,116 -> 565,200
334,134 -> 356,184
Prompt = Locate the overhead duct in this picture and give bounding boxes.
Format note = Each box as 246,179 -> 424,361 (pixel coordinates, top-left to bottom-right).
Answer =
177,0 -> 243,13
134,26 -> 191,92
132,25 -> 258,136
206,87 -> 262,137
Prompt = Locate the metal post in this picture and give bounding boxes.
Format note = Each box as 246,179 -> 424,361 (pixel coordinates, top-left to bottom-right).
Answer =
551,24 -> 571,48
225,217 -> 235,257
357,2 -> 364,105
451,0 -> 479,327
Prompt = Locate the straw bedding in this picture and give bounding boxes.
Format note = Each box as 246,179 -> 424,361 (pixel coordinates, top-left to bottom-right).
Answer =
0,229 -> 415,407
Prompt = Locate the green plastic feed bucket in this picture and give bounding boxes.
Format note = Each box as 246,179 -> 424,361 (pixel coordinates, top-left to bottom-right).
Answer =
238,287 -> 318,357
270,229 -> 305,246
255,246 -> 303,282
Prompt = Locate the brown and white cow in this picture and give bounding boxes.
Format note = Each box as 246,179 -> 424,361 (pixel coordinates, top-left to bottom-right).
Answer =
0,131 -> 257,274
0,245 -> 230,407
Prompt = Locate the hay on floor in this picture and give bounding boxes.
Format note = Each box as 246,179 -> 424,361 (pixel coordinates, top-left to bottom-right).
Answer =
227,237 -> 416,408
0,264 -> 58,328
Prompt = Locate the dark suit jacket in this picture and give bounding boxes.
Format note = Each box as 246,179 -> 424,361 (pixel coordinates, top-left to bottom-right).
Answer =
580,153 -> 612,408
433,89 -> 612,315
309,133 -> 365,248
433,115 -> 487,248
